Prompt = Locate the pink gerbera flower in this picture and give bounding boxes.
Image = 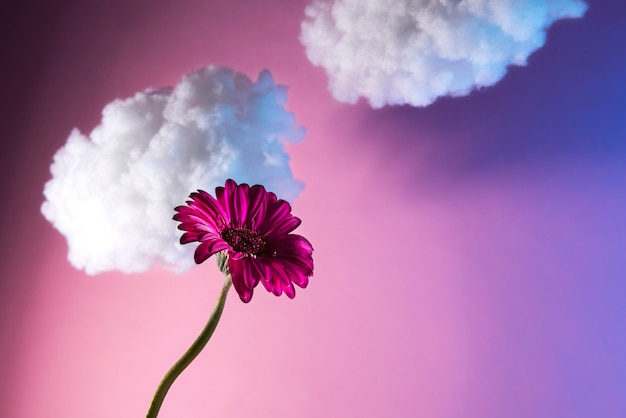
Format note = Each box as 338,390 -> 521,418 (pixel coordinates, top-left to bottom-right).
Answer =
174,179 -> 314,302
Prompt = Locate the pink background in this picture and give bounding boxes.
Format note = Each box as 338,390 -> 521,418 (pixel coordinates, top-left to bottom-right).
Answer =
2,0 -> 626,417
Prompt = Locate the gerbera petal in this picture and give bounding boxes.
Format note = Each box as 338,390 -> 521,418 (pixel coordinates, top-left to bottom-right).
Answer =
282,281 -> 296,298
281,255 -> 314,277
228,258 -> 255,303
287,268 -> 310,288
174,191 -> 226,234
260,199 -> 293,236
232,182 -> 250,227
180,231 -> 204,244
266,260 -> 299,297
189,191 -> 228,225
259,262 -> 283,296
176,221 -> 217,234
275,234 -> 314,254
278,256 -> 312,286
247,258 -> 270,288
272,235 -> 314,274
260,276 -> 277,294
245,184 -> 267,229
191,190 -> 227,218
193,238 -> 230,264
198,231 -> 223,243
264,216 -> 302,239
228,250 -> 245,260
267,260 -> 291,286
216,179 -> 238,224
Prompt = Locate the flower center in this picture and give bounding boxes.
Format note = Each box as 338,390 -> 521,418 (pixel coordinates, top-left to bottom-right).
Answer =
222,227 -> 266,256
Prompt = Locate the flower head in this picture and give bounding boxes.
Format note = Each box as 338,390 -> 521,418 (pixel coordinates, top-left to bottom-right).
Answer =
174,179 -> 314,303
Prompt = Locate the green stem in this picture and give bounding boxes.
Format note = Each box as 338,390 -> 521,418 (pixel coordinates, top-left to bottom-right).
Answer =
146,275 -> 232,418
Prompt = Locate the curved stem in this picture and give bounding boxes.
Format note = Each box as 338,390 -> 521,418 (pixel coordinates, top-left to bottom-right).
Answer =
146,275 -> 232,418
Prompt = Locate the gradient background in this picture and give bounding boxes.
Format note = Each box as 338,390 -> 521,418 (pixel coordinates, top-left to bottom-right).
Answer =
2,0 -> 626,417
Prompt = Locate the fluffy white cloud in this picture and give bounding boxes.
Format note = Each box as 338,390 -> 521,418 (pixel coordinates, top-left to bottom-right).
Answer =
300,0 -> 587,107
42,66 -> 305,275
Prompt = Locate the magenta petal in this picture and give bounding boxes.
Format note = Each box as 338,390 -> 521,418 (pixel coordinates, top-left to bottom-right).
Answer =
177,221 -> 218,234
273,235 -> 314,274
188,191 -> 228,227
243,258 -> 269,289
277,255 -> 310,286
269,260 -> 291,285
245,185 -> 267,229
281,255 -> 314,278
180,231 -> 204,244
228,258 -> 254,303
253,259 -> 271,283
260,199 -> 293,236
175,220 -> 195,231
275,234 -> 314,254
216,179 -> 238,224
240,260 -> 256,290
266,260 -> 298,297
193,238 -> 230,264
279,258 -> 311,287
260,276 -> 276,294
174,195 -> 224,234
231,182 -> 250,227
289,269 -> 310,288
228,250 -> 245,260
262,273 -> 293,297
264,216 -> 302,239
214,187 -> 229,223
282,281 -> 296,298
173,207 -> 191,219
192,190 -> 227,218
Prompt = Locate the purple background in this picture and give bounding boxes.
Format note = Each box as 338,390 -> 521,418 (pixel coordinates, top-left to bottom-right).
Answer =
1,0 -> 625,417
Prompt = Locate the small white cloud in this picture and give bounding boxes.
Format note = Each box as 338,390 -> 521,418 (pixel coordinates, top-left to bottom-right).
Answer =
42,66 -> 305,275
300,0 -> 588,107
